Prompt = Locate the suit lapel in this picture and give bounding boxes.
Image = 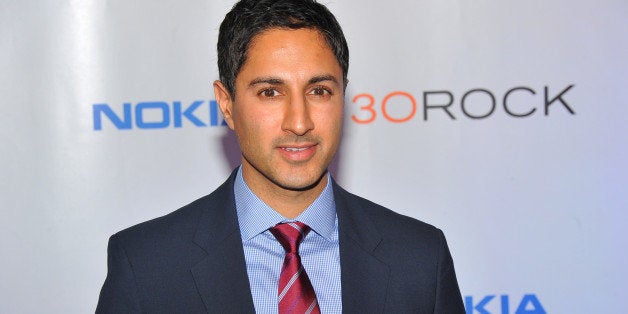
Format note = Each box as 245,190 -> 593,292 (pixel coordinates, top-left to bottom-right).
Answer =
188,174 -> 391,312
334,182 -> 391,313
191,172 -> 255,313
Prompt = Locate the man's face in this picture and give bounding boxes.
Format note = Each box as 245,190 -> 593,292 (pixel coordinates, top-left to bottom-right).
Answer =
215,28 -> 344,194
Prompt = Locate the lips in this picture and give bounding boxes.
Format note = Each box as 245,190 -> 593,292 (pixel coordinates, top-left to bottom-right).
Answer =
282,147 -> 309,152
278,144 -> 317,162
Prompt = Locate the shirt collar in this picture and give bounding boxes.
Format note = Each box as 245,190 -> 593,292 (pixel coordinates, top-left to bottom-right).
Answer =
234,166 -> 336,242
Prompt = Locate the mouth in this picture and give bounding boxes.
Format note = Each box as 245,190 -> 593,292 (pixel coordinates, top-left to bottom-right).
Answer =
281,147 -> 310,152
277,143 -> 318,162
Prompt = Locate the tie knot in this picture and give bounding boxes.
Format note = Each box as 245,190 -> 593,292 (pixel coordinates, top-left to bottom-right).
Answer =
270,222 -> 310,254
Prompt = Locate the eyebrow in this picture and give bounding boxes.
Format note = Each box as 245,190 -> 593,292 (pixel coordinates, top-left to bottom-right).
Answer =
309,75 -> 339,85
249,77 -> 283,87
248,74 -> 340,87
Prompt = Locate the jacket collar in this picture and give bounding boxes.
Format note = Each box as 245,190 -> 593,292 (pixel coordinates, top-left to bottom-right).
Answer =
333,181 -> 391,313
189,171 -> 391,313
191,170 -> 255,313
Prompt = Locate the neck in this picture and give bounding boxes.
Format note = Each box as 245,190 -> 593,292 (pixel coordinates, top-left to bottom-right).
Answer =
241,167 -> 328,219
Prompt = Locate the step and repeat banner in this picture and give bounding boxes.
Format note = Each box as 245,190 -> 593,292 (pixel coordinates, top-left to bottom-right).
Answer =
1,0 -> 626,313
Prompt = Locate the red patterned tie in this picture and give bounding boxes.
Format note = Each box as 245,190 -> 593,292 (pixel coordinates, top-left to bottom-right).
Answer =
270,222 -> 321,314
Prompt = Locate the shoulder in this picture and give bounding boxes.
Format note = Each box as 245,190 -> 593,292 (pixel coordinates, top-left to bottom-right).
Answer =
332,181 -> 464,311
111,173 -> 236,251
113,193 -> 208,244
332,182 -> 447,259
333,183 -> 443,237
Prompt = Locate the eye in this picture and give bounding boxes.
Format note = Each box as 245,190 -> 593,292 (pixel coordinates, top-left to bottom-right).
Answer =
259,88 -> 280,98
309,86 -> 332,96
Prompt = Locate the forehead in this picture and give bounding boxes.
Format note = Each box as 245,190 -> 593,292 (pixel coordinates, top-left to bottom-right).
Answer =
239,27 -> 339,75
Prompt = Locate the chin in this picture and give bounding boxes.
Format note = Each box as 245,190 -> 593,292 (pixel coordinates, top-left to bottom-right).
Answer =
275,169 -> 327,192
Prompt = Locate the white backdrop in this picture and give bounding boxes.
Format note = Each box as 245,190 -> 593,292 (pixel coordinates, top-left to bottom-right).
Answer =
1,0 -> 627,313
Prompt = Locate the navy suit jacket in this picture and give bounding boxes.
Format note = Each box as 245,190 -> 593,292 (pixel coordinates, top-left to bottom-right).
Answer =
97,171 -> 464,313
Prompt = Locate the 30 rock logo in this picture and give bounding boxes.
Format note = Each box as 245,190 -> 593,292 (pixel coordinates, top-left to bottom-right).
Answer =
350,85 -> 575,124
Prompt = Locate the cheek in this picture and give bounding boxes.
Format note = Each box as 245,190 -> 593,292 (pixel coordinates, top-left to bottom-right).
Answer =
233,104 -> 261,130
234,109 -> 279,144
317,106 -> 343,133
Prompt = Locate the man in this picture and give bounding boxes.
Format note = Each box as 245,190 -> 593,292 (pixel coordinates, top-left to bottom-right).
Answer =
97,0 -> 465,313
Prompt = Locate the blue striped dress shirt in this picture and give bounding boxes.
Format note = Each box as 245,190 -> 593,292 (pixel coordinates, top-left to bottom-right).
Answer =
234,167 -> 342,314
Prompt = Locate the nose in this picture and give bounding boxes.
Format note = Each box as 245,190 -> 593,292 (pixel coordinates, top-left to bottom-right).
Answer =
282,95 -> 314,136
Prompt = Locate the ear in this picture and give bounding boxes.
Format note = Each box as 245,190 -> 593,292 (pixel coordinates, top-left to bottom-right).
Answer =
213,80 -> 235,130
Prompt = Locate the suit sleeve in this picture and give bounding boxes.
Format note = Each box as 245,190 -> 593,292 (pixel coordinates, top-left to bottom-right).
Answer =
96,234 -> 142,313
434,230 -> 465,314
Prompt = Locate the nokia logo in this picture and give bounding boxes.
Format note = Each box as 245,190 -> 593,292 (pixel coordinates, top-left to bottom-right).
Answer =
93,100 -> 226,130
465,294 -> 546,314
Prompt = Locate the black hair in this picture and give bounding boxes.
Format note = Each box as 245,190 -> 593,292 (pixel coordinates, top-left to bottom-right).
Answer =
217,0 -> 349,98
